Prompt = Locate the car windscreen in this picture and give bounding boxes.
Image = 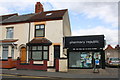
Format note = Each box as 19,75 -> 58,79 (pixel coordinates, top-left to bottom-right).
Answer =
110,58 -> 120,61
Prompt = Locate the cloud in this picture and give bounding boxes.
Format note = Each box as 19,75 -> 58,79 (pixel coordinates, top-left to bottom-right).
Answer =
47,1 -> 118,27
0,6 -> 10,15
72,26 -> 118,47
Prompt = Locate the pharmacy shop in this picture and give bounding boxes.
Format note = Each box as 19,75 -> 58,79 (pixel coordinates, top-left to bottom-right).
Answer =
64,35 -> 105,69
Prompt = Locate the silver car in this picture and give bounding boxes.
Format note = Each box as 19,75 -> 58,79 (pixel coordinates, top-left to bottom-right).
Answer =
106,57 -> 120,67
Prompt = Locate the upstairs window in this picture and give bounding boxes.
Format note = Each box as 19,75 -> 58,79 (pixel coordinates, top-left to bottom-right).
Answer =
35,24 -> 45,37
6,27 -> 13,39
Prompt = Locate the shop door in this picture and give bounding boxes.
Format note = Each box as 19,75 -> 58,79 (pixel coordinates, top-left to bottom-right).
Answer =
20,47 -> 27,63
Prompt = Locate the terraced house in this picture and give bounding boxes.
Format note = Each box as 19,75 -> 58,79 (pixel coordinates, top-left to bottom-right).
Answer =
0,2 -> 71,72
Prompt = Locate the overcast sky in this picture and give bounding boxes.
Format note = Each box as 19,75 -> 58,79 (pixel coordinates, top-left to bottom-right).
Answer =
0,0 -> 119,47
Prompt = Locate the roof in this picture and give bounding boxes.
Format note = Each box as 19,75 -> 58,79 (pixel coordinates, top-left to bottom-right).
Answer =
1,9 -> 67,25
0,13 -> 18,23
105,45 -> 114,50
115,45 -> 120,50
2,13 -> 35,24
27,38 -> 52,46
29,9 -> 67,22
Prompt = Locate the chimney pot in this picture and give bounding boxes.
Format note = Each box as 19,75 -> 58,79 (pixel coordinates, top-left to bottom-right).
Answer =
35,2 -> 44,13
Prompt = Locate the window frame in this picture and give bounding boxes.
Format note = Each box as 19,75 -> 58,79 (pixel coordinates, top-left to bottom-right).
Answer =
6,27 -> 14,39
29,46 -> 49,61
34,24 -> 45,37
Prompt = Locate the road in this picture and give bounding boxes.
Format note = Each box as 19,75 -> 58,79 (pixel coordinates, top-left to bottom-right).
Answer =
1,74 -> 119,80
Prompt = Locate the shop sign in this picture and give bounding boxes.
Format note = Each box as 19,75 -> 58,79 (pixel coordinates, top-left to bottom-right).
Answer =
64,35 -> 105,48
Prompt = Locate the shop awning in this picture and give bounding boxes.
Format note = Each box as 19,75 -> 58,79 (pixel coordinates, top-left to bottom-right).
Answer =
27,38 -> 52,46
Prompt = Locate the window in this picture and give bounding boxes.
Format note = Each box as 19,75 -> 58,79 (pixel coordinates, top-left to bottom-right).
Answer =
43,51 -> 48,59
29,46 -> 49,60
35,24 -> 45,37
32,51 -> 42,60
46,13 -> 52,16
6,27 -> 13,38
11,47 -> 14,59
2,46 -> 8,59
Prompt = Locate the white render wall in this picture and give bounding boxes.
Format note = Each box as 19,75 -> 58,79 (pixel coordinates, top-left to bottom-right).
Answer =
47,45 -> 54,67
45,20 -> 64,58
1,23 -> 30,59
45,20 -> 63,43
0,45 -> 2,58
0,25 -> 2,40
63,11 -> 71,36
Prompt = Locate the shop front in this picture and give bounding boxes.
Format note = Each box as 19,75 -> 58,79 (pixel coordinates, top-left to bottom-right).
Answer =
64,35 -> 105,69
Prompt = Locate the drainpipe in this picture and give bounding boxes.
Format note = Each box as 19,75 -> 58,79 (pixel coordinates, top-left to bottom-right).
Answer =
28,22 -> 31,42
27,22 -> 31,62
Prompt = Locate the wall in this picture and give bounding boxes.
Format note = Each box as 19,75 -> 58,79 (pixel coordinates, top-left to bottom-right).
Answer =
0,25 -> 2,41
105,49 -> 119,59
45,20 -> 63,43
63,10 -> 71,36
59,59 -> 68,72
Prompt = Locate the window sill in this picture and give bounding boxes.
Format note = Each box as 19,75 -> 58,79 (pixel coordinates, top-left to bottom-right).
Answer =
33,64 -> 43,66
20,63 -> 30,65
0,59 -> 8,61
31,59 -> 49,61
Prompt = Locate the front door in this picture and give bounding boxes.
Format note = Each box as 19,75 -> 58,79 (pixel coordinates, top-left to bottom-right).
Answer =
54,45 -> 60,67
20,47 -> 27,63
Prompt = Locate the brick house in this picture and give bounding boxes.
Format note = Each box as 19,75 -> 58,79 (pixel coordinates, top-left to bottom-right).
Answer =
105,45 -> 120,60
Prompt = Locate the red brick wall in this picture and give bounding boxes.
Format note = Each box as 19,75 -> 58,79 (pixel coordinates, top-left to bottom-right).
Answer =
16,59 -> 47,71
0,58 -> 17,68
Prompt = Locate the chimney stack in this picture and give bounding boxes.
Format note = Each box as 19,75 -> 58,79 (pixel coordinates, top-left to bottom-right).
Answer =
35,2 -> 44,13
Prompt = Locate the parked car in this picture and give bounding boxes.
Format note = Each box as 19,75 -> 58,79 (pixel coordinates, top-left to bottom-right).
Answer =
106,57 -> 120,67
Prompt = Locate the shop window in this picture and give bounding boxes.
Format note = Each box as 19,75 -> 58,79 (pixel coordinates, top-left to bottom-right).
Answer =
35,24 -> 45,37
69,52 -> 93,68
11,46 -> 14,59
2,46 -> 8,59
6,27 -> 14,38
29,46 -> 49,60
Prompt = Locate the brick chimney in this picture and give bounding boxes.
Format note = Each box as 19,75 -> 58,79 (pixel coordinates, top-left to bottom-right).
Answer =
35,2 -> 44,13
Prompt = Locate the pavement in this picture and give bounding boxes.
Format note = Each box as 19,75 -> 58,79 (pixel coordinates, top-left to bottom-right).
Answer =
1,67 -> 120,79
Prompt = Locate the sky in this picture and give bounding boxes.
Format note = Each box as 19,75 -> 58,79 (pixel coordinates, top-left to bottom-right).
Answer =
0,0 -> 119,47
